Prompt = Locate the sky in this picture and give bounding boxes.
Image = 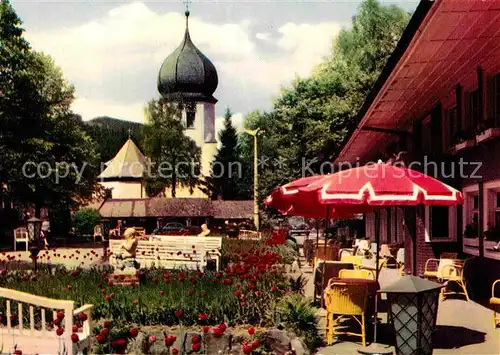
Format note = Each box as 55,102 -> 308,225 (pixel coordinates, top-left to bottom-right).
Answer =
12,0 -> 418,134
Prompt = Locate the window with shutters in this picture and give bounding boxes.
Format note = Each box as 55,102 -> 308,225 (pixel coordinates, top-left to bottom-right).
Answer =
424,206 -> 457,242
466,89 -> 480,132
486,74 -> 500,127
447,107 -> 458,148
365,213 -> 375,240
421,115 -> 432,154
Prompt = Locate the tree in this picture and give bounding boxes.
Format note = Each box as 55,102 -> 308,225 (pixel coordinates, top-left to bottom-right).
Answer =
204,107 -> 245,200
142,98 -> 201,197
1,0 -> 101,232
239,0 -> 410,201
6,51 -> 101,217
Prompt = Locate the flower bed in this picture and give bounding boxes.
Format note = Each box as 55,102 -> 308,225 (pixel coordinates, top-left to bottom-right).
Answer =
0,242 -> 316,354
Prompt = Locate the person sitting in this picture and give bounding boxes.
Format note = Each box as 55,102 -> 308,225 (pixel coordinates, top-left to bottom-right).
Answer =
198,224 -> 211,237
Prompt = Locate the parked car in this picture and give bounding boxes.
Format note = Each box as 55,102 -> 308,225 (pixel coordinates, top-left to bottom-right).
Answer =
152,222 -> 187,235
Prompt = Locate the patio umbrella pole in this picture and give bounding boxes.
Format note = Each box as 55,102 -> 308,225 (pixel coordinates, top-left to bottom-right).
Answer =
316,219 -> 319,247
374,210 -> 380,343
324,205 -> 330,253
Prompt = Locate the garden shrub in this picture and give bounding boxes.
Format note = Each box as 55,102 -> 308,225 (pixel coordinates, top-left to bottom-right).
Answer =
274,294 -> 321,350
71,208 -> 101,235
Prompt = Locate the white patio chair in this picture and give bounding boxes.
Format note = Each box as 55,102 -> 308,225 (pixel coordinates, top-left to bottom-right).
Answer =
13,227 -> 29,251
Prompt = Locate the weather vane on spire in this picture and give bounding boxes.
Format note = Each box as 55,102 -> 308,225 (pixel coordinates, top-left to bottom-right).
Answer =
183,0 -> 192,13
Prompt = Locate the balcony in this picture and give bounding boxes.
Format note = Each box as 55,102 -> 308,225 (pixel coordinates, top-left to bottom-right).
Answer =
450,131 -> 476,154
476,118 -> 500,144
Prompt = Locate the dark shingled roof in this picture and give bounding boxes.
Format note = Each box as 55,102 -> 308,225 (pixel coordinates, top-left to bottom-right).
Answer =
99,198 -> 253,219
158,10 -> 218,104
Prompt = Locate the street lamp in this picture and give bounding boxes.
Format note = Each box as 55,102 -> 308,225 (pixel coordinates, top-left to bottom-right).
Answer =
244,128 -> 264,231
26,217 -> 43,246
380,275 -> 443,355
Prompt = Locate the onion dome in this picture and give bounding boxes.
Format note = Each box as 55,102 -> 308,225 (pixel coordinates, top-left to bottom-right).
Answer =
158,10 -> 218,103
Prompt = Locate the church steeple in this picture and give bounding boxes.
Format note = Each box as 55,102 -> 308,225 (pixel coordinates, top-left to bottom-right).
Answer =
157,4 -> 218,104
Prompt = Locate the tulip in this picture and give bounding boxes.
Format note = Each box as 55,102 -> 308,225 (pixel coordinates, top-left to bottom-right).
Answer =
149,335 -> 157,343
192,342 -> 201,352
175,309 -> 184,319
56,327 -> 64,336
71,333 -> 79,343
247,327 -> 255,336
172,348 -> 179,355
129,328 -> 139,337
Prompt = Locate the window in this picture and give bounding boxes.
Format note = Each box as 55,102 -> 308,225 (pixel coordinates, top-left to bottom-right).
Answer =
487,74 -> 500,127
421,115 -> 432,154
466,89 -> 480,131
365,213 -> 375,241
462,185 -> 479,233
186,111 -> 195,129
425,206 -> 457,242
447,107 -> 458,147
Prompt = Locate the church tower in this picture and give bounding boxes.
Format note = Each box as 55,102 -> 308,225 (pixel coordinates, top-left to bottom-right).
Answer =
157,8 -> 218,198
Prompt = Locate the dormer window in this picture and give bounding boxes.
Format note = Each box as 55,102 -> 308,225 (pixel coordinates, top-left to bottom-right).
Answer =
186,111 -> 195,128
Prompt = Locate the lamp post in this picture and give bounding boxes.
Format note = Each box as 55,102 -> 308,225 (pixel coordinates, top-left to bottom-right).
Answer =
244,128 -> 264,231
379,275 -> 443,355
26,217 -> 43,247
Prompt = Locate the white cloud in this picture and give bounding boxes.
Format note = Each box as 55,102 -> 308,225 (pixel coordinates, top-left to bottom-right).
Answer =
72,97 -> 145,123
24,1 -> 342,123
256,32 -> 270,41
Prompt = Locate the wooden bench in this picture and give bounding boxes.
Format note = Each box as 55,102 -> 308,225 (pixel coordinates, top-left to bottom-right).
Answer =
238,230 -> 262,240
109,236 -> 222,271
0,287 -> 93,355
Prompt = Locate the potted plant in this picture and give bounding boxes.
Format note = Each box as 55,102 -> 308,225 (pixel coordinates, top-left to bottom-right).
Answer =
452,131 -> 475,153
484,223 -> 500,259
476,118 -> 500,143
463,221 -> 479,255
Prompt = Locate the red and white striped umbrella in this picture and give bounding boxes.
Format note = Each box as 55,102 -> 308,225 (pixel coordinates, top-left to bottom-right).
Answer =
299,163 -> 463,207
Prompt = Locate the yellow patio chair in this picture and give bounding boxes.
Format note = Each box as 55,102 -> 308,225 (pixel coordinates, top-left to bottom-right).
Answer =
423,258 -> 456,281
340,255 -> 363,269
490,279 -> 500,328
440,261 -> 470,301
325,282 -> 368,347
338,269 -> 374,280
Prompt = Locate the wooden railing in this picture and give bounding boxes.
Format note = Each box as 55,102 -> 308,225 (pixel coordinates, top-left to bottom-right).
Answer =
0,287 -> 93,354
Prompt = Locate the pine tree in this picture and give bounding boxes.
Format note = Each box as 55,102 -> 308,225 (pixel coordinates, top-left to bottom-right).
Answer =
205,107 -> 243,200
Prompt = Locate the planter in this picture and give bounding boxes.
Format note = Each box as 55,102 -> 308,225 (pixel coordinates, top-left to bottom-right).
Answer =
484,240 -> 500,260
462,237 -> 480,256
476,128 -> 500,144
451,139 -> 475,154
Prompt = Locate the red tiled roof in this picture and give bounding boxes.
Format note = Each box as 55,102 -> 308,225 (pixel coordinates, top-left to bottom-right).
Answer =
99,198 -> 253,219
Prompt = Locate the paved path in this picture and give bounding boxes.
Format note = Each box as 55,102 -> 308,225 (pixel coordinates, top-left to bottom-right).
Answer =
301,256 -> 500,355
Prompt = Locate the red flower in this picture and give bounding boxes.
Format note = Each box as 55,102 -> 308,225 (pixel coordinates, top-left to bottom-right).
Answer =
242,344 -> 253,354
72,325 -> 78,333
149,335 -> 157,343
13,350 -> 22,355
164,335 -> 177,346
56,311 -> 64,320
53,318 -> 61,326
104,320 -> 112,328
111,338 -> 127,351
172,348 -> 179,355
188,289 -> 195,296
212,327 -> 224,338
234,290 -> 241,297
271,286 -> 278,292
71,333 -> 79,343
219,323 -> 227,331
129,328 -> 139,338
78,313 -> 88,322
56,327 -> 64,336
96,334 -> 106,344
100,328 -> 109,337
201,291 -> 207,297
191,335 -> 201,344
252,339 -> 260,349
160,290 -> 165,295
192,342 -> 201,352
247,327 -> 255,336
153,277 -> 159,283
202,326 -> 210,333
198,313 -> 208,321
175,309 -> 184,319
108,281 -> 113,287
